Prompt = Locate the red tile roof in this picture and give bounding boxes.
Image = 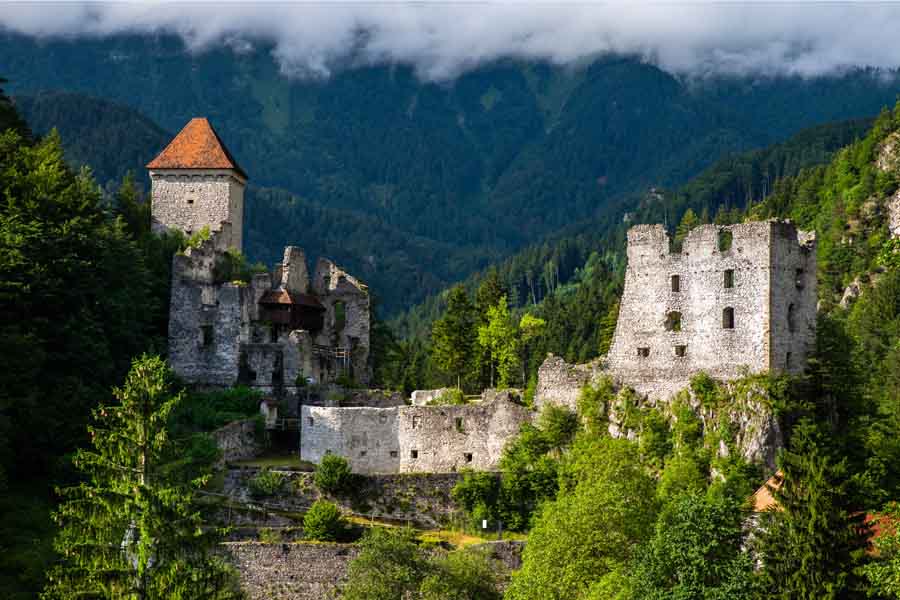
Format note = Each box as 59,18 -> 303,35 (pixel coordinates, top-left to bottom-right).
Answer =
259,289 -> 324,309
147,117 -> 247,178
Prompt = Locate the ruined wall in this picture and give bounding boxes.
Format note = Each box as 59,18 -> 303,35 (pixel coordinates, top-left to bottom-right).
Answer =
301,398 -> 533,474
224,542 -> 358,600
534,355 -> 604,412
312,258 -> 371,385
301,406 -> 401,473
213,419 -> 264,464
607,222 -> 815,401
149,169 -> 244,251
168,235 -> 243,386
769,224 -> 817,374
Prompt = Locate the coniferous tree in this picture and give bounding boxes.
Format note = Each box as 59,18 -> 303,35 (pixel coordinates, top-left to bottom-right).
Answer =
477,296 -> 519,388
754,419 -> 866,600
431,285 -> 476,389
42,355 -> 241,600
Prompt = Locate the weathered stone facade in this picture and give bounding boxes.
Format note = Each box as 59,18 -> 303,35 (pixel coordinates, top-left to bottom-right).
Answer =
168,232 -> 371,390
606,221 -> 816,401
301,394 -> 532,474
212,419 -> 264,464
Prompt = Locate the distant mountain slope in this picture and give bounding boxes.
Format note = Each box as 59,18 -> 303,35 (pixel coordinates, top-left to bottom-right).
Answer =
392,116 -> 875,339
14,91 -> 170,189
5,32 -> 900,313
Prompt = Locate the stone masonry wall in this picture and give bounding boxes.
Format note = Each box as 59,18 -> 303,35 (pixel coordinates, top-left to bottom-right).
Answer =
149,169 -> 244,251
301,398 -> 533,474
606,221 -> 815,401
213,419 -> 264,464
534,355 -> 604,412
224,540 -> 524,600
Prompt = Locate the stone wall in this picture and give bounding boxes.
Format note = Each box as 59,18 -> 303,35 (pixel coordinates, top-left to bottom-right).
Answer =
410,388 -> 451,406
223,468 -> 462,528
534,355 -> 603,412
213,419 -> 264,464
300,397 -> 533,474
224,542 -> 358,600
606,221 -> 816,401
149,169 -> 244,251
224,540 -> 524,600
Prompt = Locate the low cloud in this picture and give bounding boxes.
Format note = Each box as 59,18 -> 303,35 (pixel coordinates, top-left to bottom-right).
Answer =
2,2 -> 900,79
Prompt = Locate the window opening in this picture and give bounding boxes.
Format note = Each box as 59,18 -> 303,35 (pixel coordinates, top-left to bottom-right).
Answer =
722,307 -> 735,329
718,229 -> 733,252
665,311 -> 682,332
464,453 -> 473,463
674,345 -> 687,357
637,347 -> 650,358
359,450 -> 367,457
410,450 -> 418,459
787,303 -> 796,333
390,450 -> 398,458
201,325 -> 214,347
724,269 -> 735,289
786,352 -> 793,370
671,275 -> 680,292
455,417 -> 464,433
307,417 -> 314,426
334,301 -> 346,334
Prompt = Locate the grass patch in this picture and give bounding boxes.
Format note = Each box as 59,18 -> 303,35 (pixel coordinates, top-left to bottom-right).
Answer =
231,454 -> 315,470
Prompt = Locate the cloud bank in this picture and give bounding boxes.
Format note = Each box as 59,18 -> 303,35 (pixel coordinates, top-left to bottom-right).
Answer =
2,2 -> 900,80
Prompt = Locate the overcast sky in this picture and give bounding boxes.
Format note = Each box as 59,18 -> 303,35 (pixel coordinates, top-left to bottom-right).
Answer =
2,2 -> 900,80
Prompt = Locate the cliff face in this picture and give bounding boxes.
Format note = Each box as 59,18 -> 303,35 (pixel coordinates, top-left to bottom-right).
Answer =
877,131 -> 900,238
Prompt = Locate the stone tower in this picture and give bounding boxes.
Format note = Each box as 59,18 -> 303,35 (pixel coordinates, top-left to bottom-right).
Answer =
147,117 -> 247,252
606,221 -> 817,400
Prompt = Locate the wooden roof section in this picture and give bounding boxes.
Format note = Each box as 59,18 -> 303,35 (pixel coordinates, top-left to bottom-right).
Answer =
751,471 -> 783,512
147,117 -> 247,179
259,289 -> 325,310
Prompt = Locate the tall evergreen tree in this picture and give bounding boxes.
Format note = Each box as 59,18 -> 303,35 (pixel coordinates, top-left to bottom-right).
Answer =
42,355 -> 241,600
478,296 -> 519,388
431,285 -> 476,389
754,419 -> 866,600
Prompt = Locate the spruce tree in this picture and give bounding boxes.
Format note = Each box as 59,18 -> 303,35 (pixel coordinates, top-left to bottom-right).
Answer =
431,285 -> 476,389
754,419 -> 866,600
42,355 -> 241,600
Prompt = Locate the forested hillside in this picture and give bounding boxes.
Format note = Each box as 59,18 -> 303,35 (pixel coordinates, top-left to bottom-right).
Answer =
5,31 -> 900,312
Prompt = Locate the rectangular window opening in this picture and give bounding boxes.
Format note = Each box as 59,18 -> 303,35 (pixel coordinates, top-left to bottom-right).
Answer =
359,450 -> 367,457
675,345 -> 687,357
389,450 -> 398,458
410,450 -> 418,459
724,269 -> 735,289
785,352 -> 793,370
201,325 -> 214,347
671,274 -> 680,292
637,347 -> 650,358
455,417 -> 463,432
722,307 -> 735,330
464,452 -> 473,463
307,417 -> 314,426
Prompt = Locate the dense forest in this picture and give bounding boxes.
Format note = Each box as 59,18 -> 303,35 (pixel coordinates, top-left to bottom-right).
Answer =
6,31 -> 900,312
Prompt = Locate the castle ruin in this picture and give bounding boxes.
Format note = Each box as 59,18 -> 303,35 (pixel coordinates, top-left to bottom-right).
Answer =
150,118 -> 371,390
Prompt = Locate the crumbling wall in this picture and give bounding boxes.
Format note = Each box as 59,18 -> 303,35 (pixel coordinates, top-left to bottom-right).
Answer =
606,221 -> 815,401
769,223 -> 817,374
149,170 -> 243,251
410,389 -> 452,406
213,419 -> 264,464
301,398 -> 532,475
301,406 -> 401,473
168,233 -> 243,386
312,258 -> 371,385
224,542 -> 358,600
534,355 -> 603,412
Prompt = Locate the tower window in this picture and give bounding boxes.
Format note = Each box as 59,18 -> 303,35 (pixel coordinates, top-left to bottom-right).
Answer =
674,345 -> 687,357
724,269 -> 735,289
455,417 -> 464,432
718,229 -> 733,252
637,347 -> 650,358
787,303 -> 796,333
410,450 -> 418,459
307,417 -> 314,426
359,450 -> 367,457
722,307 -> 735,329
390,450 -> 398,458
786,352 -> 793,370
201,325 -> 214,347
464,453 -> 473,463
671,275 -> 680,292
665,311 -> 682,332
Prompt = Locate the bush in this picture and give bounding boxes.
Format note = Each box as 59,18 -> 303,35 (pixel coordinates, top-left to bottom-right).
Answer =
315,454 -> 353,495
429,388 -> 467,405
303,500 -> 345,541
170,386 -> 262,434
249,469 -> 285,497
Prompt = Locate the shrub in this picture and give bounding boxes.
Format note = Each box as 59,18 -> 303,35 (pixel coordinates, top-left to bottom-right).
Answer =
249,469 -> 285,497
315,454 -> 353,495
303,500 -> 345,541
429,388 -> 466,405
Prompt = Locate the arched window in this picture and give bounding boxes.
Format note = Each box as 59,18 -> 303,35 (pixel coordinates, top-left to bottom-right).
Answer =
665,311 -> 682,332
787,303 -> 796,333
722,307 -> 735,329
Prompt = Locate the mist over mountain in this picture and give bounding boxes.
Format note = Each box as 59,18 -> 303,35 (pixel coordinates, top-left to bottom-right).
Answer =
4,31 -> 900,313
